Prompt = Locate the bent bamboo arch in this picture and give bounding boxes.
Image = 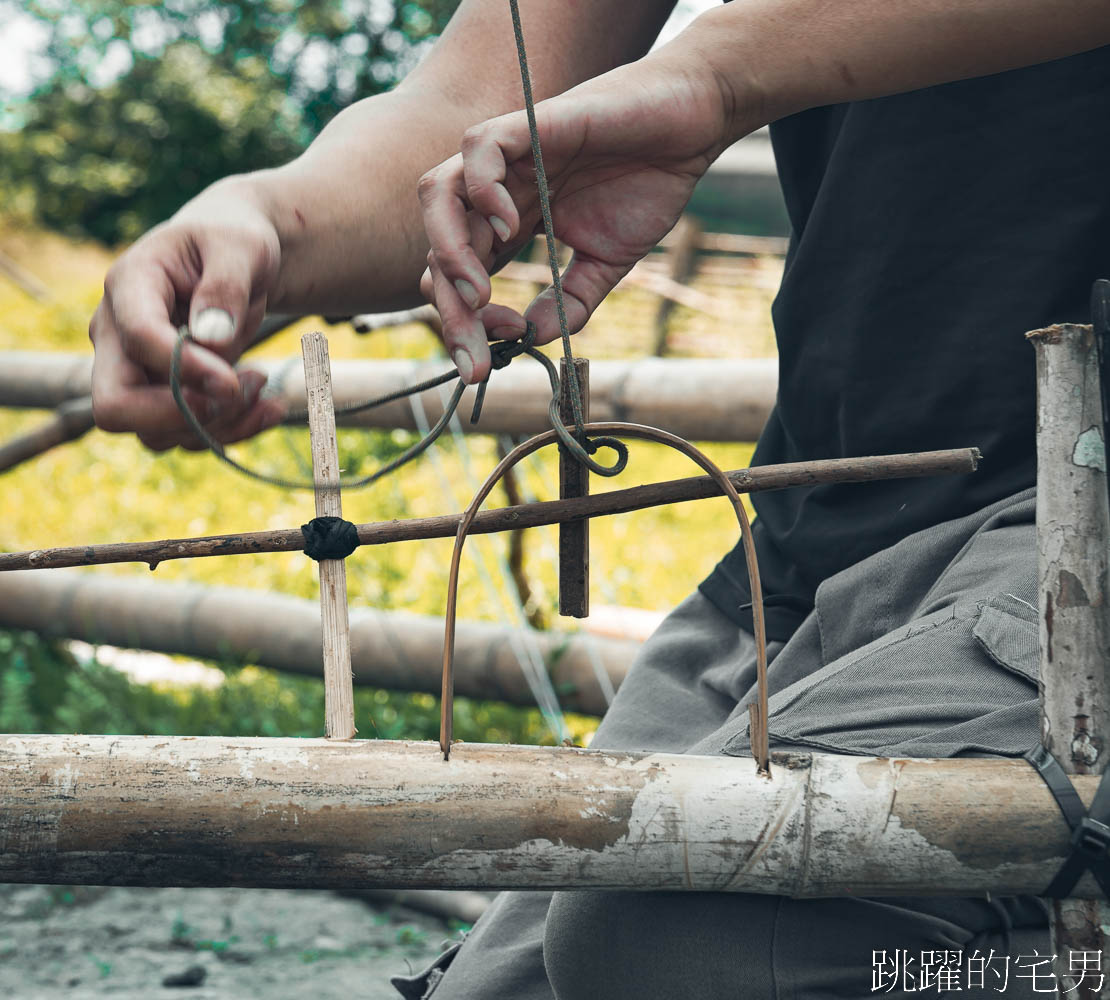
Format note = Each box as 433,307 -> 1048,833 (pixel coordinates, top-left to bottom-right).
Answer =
441,421 -> 770,771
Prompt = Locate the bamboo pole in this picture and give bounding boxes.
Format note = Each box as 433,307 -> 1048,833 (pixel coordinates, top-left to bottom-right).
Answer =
0,570 -> 634,715
0,447 -> 979,573
301,333 -> 356,741
0,353 -> 778,443
1029,322 -> 1110,996
0,397 -> 95,474
0,735 -> 1101,895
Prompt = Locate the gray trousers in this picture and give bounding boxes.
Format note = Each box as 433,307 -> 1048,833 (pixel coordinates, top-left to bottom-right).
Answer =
393,488 -> 1050,999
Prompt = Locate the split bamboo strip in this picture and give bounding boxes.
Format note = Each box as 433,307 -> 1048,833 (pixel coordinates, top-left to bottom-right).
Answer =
0,735 -> 1099,896
0,353 -> 778,443
1029,323 -> 1110,995
0,447 -> 979,573
0,571 -> 634,715
301,333 -> 356,741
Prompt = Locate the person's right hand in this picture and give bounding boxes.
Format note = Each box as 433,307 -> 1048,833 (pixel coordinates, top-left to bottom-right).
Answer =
89,181 -> 287,451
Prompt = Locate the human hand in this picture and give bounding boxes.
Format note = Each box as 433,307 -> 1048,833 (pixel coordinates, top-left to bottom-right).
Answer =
417,56 -> 735,383
89,180 -> 287,451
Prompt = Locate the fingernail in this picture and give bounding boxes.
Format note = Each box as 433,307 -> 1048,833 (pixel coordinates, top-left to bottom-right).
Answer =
452,347 -> 474,383
454,279 -> 480,310
192,308 -> 236,344
490,216 -> 511,242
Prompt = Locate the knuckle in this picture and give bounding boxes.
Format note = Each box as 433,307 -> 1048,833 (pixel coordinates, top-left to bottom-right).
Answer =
460,123 -> 488,152
91,397 -> 125,433
417,169 -> 442,205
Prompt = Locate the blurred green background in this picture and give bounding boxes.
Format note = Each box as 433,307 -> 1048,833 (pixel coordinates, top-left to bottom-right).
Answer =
0,0 -> 779,747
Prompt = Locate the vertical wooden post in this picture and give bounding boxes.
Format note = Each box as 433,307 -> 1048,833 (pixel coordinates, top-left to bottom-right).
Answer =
1029,321 -> 1110,998
301,332 -> 356,741
558,357 -> 589,618
652,214 -> 701,357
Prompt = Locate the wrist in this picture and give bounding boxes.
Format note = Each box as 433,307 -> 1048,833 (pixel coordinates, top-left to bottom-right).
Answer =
649,3 -> 779,147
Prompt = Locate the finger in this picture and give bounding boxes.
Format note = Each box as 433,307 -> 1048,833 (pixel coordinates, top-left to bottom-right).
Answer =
428,258 -> 491,383
460,115 -> 530,242
91,317 -> 225,434
523,251 -> 632,345
105,259 -> 240,401
479,303 -> 528,341
135,386 -> 285,453
418,157 -> 493,309
187,232 -> 275,360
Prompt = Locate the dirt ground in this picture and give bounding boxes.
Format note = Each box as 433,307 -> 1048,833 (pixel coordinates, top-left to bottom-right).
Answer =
0,883 -> 457,999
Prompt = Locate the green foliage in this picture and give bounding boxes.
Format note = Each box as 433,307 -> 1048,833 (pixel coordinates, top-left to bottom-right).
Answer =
1,0 -> 458,243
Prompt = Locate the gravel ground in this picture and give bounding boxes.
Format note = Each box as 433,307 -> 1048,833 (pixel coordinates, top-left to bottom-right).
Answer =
0,883 -> 458,999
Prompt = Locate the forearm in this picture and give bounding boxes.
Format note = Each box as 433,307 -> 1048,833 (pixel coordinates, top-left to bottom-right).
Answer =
661,0 -> 1110,143
198,0 -> 677,318
253,89 -> 468,315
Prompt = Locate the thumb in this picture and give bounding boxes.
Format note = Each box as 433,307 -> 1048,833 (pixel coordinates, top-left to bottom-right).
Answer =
187,234 -> 278,359
523,252 -> 631,345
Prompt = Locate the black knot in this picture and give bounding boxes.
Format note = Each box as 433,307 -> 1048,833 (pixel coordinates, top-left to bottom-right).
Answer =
489,340 -> 524,371
301,516 -> 360,561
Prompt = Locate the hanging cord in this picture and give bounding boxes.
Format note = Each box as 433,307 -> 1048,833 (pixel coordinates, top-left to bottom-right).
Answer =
508,0 -> 608,454
170,321 -> 626,488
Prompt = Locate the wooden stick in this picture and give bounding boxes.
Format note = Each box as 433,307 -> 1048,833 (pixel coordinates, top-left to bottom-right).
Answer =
301,333 -> 356,741
0,735 -> 1101,896
558,358 -> 590,618
0,397 -> 95,474
1029,323 -> 1110,996
0,447 -> 980,573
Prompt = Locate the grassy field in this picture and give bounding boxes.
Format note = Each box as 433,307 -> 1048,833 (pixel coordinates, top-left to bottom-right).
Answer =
0,221 -> 780,745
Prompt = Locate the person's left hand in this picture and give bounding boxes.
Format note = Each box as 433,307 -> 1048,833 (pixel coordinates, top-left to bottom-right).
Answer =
416,55 -> 738,383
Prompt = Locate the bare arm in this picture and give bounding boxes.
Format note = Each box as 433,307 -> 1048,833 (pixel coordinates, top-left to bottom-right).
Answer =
90,0 -> 676,447
418,0 -> 1110,373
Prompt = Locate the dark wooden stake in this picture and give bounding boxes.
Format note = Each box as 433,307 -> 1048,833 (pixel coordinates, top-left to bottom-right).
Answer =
558,357 -> 590,617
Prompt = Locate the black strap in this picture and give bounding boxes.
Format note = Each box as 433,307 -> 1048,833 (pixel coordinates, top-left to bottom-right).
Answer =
301,516 -> 360,561
1026,744 -> 1110,898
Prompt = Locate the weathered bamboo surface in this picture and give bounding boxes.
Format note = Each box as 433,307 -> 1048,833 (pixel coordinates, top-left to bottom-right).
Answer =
0,352 -> 777,442
1030,322 -> 1110,993
0,571 -> 633,715
0,736 -> 1097,896
0,447 -> 979,572
301,333 -> 356,740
